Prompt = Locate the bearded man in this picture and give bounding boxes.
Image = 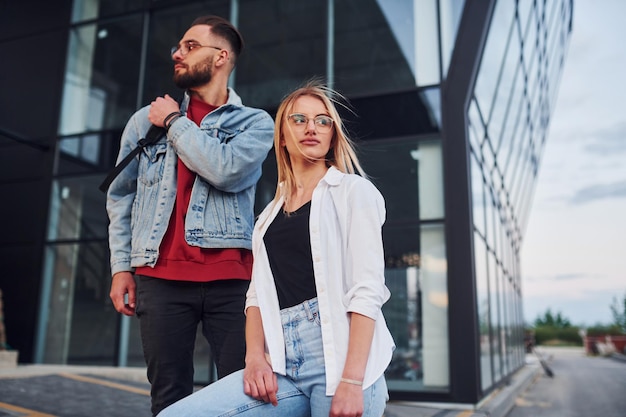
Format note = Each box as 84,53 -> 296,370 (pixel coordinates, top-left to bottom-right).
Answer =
106,15 -> 274,416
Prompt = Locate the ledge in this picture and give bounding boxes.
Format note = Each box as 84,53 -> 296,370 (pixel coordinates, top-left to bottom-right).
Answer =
0,350 -> 18,368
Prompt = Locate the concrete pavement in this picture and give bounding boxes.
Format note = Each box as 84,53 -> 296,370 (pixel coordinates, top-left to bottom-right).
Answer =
0,352 -> 549,417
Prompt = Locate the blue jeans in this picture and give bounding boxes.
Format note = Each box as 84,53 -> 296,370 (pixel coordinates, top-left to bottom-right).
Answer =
157,298 -> 388,417
136,276 -> 248,416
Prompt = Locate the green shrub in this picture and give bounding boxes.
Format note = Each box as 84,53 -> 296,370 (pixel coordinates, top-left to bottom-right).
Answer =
586,324 -> 624,337
533,325 -> 582,346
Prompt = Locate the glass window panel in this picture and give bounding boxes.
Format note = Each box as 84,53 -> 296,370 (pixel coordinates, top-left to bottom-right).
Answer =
236,0 -> 326,108
346,90 -> 441,141
500,274 -> 508,374
356,137 -> 448,393
510,139 -> 530,212
47,177 -> 108,241
72,0 -> 145,23
385,223 -> 449,392
489,30 -> 520,152
59,17 -> 144,135
39,242 -> 116,365
505,105 -> 529,195
518,170 -> 535,232
517,0 -> 535,35
493,200 -> 501,263
500,283 -> 509,374
488,251 -> 501,381
334,0 -> 416,95
254,152 -> 278,215
502,230 -> 510,279
545,0 -> 560,55
420,223 -> 449,389
526,56 -> 540,112
470,153 -> 485,238
492,171 -> 503,208
417,141 -> 444,220
468,124 -> 480,161
439,0 -> 466,77
60,136 -> 80,157
421,87 -> 442,128
474,233 -> 492,390
485,186 -> 495,251
414,0 -> 440,85
468,99 -> 484,153
497,67 -> 524,172
60,134 -> 99,164
482,139 -> 495,176
57,130 -> 122,176
546,3 -> 572,109
522,10 -> 537,71
360,141 -> 420,223
474,0 -> 515,120
513,291 -> 521,363
384,244 -> 423,389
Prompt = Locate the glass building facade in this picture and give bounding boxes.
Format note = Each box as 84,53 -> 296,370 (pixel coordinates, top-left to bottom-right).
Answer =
0,0 -> 572,406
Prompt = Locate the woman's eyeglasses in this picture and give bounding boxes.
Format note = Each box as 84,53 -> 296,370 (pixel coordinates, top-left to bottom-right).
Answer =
287,114 -> 334,133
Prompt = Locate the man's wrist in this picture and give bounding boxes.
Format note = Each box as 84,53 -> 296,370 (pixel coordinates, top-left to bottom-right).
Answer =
163,111 -> 183,130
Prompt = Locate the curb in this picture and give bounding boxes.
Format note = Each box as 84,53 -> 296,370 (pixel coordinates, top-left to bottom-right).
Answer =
476,363 -> 540,417
384,362 -> 542,417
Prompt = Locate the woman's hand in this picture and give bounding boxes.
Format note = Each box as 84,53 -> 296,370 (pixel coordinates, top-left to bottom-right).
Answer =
243,355 -> 278,406
330,381 -> 364,417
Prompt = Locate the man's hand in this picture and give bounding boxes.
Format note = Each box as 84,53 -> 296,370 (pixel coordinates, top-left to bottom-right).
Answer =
148,94 -> 180,127
109,272 -> 136,316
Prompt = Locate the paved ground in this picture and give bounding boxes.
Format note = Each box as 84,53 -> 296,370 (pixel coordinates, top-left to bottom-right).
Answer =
0,352 -> 549,417
0,365 -> 152,417
507,347 -> 626,417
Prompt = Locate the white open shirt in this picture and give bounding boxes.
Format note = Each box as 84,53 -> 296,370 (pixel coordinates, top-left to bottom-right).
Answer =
246,166 -> 396,395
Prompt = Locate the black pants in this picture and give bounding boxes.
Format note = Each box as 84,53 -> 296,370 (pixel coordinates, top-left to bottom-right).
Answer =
135,276 -> 248,416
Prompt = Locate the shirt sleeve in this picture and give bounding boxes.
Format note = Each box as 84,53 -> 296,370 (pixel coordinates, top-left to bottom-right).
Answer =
342,178 -> 391,319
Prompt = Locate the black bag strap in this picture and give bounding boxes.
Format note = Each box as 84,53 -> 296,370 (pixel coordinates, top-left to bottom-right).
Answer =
98,124 -> 166,193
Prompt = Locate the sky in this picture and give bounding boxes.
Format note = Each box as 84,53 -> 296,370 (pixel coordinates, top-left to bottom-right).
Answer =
520,0 -> 626,327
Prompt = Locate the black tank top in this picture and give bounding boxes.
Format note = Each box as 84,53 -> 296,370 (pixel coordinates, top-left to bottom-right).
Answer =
264,201 -> 317,309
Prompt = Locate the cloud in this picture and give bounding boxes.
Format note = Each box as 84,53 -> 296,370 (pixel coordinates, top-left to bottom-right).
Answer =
584,122 -> 626,155
523,273 -> 622,299
523,293 -> 616,326
569,180 -> 626,204
552,273 -> 589,281
524,273 -> 591,283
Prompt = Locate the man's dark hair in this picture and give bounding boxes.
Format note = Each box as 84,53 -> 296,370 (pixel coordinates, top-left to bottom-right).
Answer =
191,15 -> 244,60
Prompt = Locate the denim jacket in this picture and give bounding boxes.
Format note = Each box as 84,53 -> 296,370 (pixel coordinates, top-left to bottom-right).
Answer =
106,88 -> 274,276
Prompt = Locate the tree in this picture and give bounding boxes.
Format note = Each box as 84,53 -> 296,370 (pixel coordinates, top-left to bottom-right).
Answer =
610,291 -> 626,333
534,308 -> 572,328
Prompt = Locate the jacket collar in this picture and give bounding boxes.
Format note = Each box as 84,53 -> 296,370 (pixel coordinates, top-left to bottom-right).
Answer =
181,87 -> 242,113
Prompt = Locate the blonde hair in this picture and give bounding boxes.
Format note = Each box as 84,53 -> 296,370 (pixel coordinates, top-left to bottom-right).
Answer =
273,81 -> 366,204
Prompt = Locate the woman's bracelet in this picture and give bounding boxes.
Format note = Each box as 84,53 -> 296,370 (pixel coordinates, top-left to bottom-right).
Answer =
163,111 -> 183,130
340,377 -> 363,386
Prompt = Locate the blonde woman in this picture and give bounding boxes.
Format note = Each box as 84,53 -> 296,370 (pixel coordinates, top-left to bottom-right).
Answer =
159,82 -> 395,417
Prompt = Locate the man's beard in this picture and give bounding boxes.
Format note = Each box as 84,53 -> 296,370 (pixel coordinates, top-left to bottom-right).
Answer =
174,59 -> 212,89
